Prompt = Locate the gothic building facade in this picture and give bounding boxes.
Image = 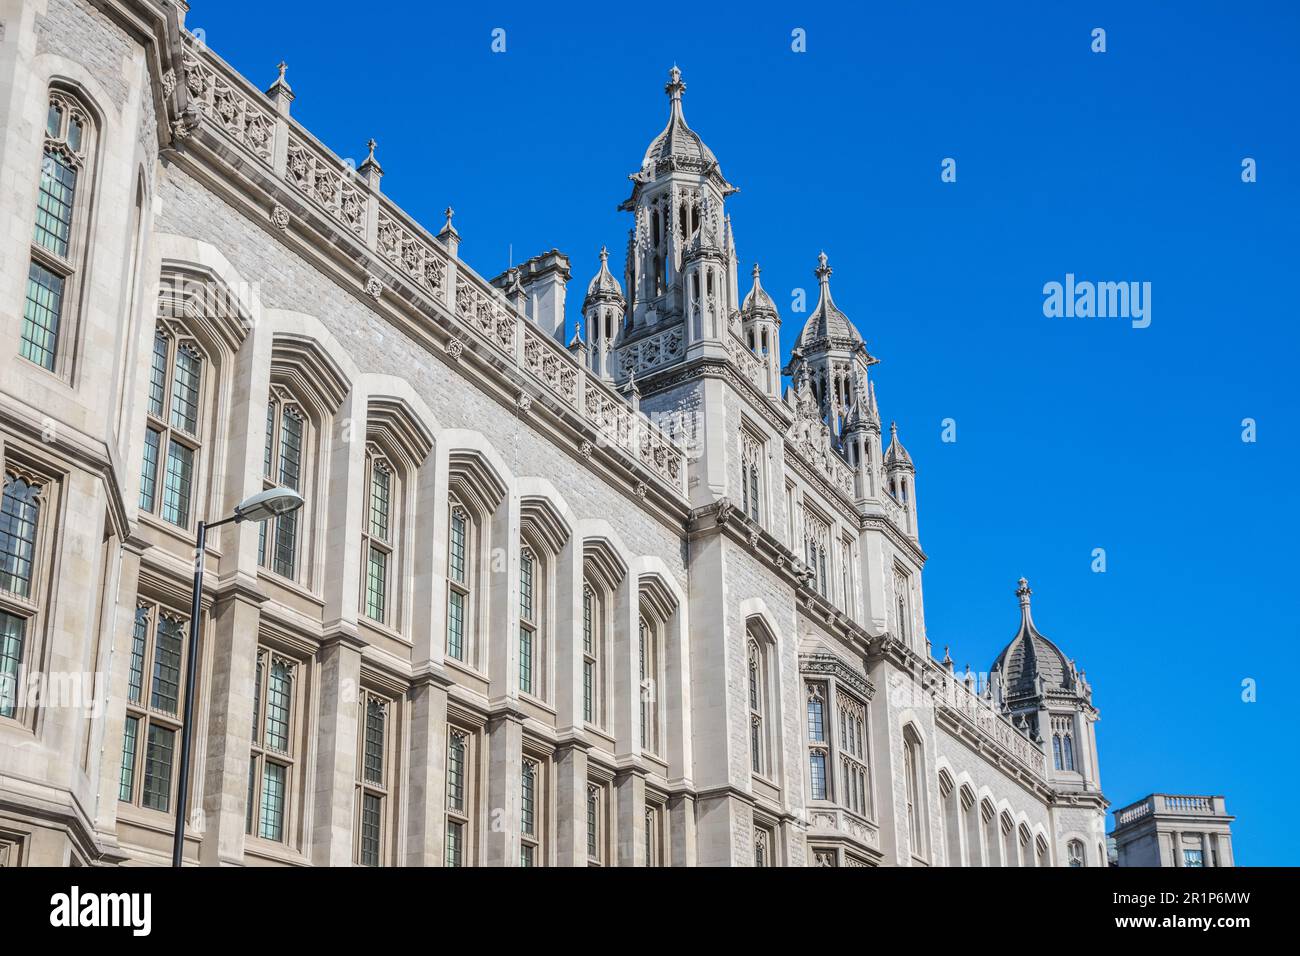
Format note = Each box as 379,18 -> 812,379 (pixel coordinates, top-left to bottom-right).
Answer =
0,0 -> 1108,866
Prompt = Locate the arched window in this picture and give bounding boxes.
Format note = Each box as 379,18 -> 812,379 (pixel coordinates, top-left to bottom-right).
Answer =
0,470 -> 46,721
1053,734 -> 1063,770
837,693 -> 869,817
119,600 -> 190,813
1001,813 -> 1018,866
22,89 -> 96,373
360,449 -> 396,625
444,727 -> 472,866
893,568 -> 912,644
1063,734 -> 1075,771
902,727 -> 926,859
1067,839 -> 1086,868
638,615 -> 660,753
747,638 -> 768,776
803,510 -> 830,598
260,387 -> 308,580
982,800 -> 1001,867
740,429 -> 762,523
518,547 -> 539,697
248,649 -> 300,845
939,771 -> 961,866
139,329 -> 207,529
1036,835 -> 1049,867
582,583 -> 600,725
520,757 -> 543,866
446,500 -> 472,662
961,786 -> 980,865
354,693 -> 391,866
806,683 -> 828,800
1019,825 -> 1033,868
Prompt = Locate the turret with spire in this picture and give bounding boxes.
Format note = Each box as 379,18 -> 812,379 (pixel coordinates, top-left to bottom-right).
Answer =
582,246 -> 624,380
740,263 -> 781,397
990,578 -> 1102,794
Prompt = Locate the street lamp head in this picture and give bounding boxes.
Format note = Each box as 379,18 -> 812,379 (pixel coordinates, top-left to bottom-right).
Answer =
234,487 -> 304,523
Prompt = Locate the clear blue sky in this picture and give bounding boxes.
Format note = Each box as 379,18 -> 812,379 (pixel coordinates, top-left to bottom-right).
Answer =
190,1 -> 1299,864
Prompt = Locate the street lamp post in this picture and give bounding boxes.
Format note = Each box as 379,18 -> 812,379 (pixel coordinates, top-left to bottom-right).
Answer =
172,487 -> 303,868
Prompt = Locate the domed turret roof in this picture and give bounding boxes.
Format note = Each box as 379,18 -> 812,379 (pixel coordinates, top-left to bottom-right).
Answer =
797,252 -> 864,350
991,578 -> 1075,698
584,246 -> 624,303
741,264 -> 778,319
883,421 -> 913,470
640,66 -> 721,171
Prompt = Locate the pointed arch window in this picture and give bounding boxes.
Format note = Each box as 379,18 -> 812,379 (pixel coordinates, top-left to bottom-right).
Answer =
22,90 -> 96,373
582,583 -> 601,725
0,469 -> 49,723
361,450 -> 396,625
806,682 -> 829,801
1067,839 -> 1085,867
893,568 -> 912,644
259,388 -> 308,581
747,638 -> 768,776
518,547 -> 539,697
247,650 -> 299,844
445,727 -> 473,866
446,501 -> 472,662
803,511 -> 830,598
838,694 -> 870,816
982,800 -> 1001,867
903,727 -> 926,859
355,693 -> 391,866
118,600 -> 189,813
638,615 -> 660,754
139,329 -> 206,529
520,757 -> 542,867
740,428 -> 763,524
1063,734 -> 1075,771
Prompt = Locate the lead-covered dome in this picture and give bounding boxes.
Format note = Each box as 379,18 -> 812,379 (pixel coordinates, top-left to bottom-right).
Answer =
991,578 -> 1075,697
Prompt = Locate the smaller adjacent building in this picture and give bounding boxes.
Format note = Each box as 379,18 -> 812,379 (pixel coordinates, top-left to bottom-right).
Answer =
1109,795 -> 1236,867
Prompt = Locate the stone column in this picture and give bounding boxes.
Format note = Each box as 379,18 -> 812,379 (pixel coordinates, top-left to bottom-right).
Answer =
1201,831 -> 1213,867
555,742 -> 589,866
198,583 -> 264,866
484,712 -> 523,866
404,673 -> 450,866
615,768 -> 646,866
310,633 -> 365,866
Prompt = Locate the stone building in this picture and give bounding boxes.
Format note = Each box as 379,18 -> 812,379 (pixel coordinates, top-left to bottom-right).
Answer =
1110,795 -> 1235,867
0,0 -> 1109,866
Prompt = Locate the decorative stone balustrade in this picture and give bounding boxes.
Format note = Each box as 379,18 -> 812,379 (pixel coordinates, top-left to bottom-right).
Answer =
176,37 -> 686,496
934,672 -> 1046,777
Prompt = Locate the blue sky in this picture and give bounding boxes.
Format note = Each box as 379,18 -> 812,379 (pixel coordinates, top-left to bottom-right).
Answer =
191,1 -> 1299,863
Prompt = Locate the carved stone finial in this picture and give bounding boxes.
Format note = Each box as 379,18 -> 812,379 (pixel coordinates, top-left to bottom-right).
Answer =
665,65 -> 686,102
815,250 -> 831,282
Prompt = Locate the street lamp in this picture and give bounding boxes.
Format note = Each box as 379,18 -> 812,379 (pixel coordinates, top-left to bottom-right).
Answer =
172,486 -> 304,867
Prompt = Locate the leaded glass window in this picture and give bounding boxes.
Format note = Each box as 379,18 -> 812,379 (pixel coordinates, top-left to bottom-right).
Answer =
138,331 -> 205,529
247,649 -> 297,845
119,600 -> 190,815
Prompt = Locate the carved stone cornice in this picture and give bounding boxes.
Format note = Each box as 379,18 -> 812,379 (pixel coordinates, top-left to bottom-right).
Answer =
799,651 -> 875,701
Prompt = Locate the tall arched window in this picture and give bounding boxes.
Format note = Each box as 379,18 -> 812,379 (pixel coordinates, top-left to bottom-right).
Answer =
582,584 -> 600,725
982,800 -> 1000,867
1,470 -> 47,721
1001,812 -> 1018,866
804,510 -> 830,598
638,615 -> 659,753
1018,825 -> 1033,868
806,683 -> 828,801
360,448 -> 396,625
1067,839 -> 1086,868
444,727 -> 472,866
902,727 -> 926,859
119,599 -> 190,813
837,693 -> 869,816
740,429 -> 762,523
518,547 -> 539,697
747,638 -> 767,776
446,500 -> 472,662
139,329 -> 207,529
1035,835 -> 1049,867
1053,734 -> 1063,770
1063,734 -> 1075,771
354,693 -> 391,866
893,568 -> 911,644
22,89 -> 96,373
961,786 -> 980,865
939,772 -> 961,866
260,387 -> 308,580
